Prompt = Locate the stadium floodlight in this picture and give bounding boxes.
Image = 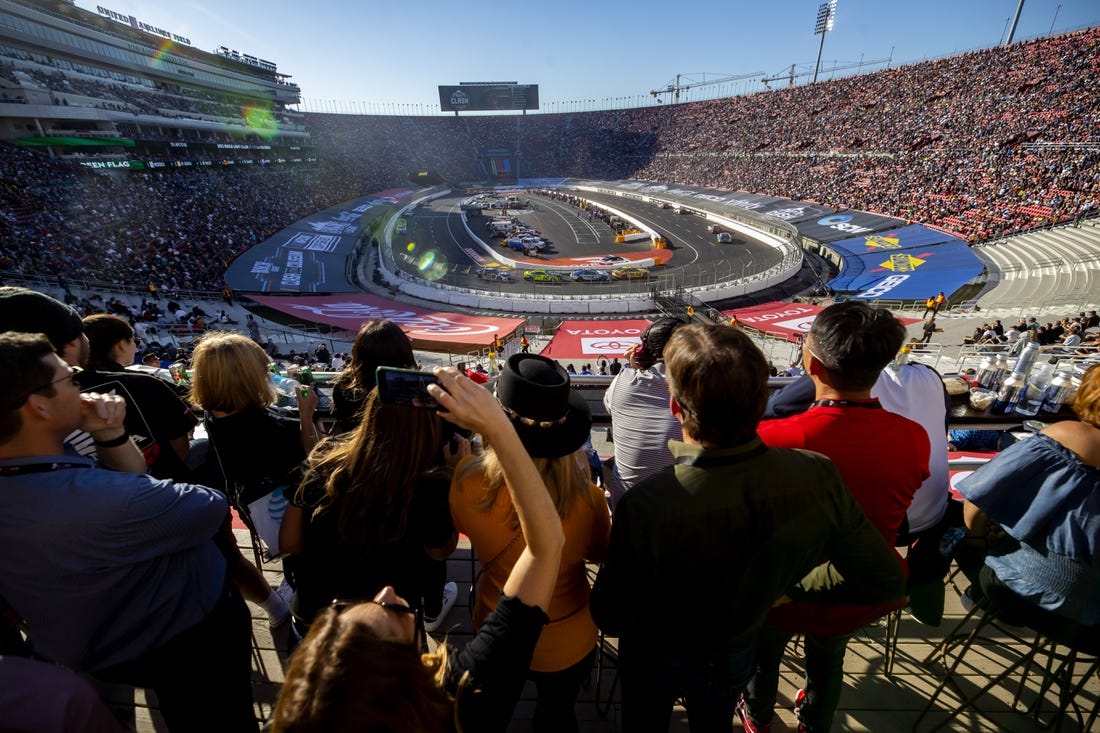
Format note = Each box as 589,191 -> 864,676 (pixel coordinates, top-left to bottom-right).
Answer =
814,0 -> 837,34
812,0 -> 838,83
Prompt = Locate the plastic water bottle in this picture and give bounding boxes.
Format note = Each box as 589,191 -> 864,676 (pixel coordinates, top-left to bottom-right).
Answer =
975,355 -> 998,390
270,373 -> 301,400
991,354 -> 1011,391
1016,363 -> 1053,417
1041,370 -> 1072,413
990,371 -> 1026,416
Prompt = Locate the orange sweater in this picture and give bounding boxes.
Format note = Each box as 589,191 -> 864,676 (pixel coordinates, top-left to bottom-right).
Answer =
450,465 -> 610,673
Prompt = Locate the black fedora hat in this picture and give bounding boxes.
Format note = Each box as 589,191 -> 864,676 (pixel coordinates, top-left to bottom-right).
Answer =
495,353 -> 592,458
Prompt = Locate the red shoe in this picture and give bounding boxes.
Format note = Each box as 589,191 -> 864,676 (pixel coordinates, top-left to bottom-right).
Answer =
793,689 -> 808,733
735,696 -> 771,733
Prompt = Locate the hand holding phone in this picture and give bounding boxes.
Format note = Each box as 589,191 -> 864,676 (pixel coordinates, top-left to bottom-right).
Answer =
376,367 -> 442,409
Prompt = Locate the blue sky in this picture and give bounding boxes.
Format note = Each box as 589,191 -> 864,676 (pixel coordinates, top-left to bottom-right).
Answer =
79,0 -> 1100,113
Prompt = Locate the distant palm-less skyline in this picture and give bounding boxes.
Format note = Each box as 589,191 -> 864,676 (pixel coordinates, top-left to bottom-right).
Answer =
79,0 -> 1100,113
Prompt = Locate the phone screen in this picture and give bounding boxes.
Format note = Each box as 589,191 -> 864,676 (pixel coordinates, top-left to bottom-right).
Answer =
376,367 -> 441,409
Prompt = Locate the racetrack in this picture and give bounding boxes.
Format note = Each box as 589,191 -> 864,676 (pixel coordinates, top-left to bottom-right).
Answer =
388,189 -> 786,299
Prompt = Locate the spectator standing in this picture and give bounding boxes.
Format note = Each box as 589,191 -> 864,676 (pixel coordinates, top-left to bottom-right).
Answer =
592,325 -> 904,733
272,367 -> 565,733
602,318 -> 685,508
742,303 -> 930,733
451,354 -> 609,733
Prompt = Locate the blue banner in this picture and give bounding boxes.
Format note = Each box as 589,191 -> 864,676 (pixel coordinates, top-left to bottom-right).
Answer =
826,224 -> 958,257
827,235 -> 984,300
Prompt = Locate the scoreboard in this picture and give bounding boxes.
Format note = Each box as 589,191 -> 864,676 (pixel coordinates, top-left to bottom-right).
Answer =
438,84 -> 539,112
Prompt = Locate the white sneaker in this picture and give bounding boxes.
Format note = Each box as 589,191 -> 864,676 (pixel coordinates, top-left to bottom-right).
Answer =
423,582 -> 458,632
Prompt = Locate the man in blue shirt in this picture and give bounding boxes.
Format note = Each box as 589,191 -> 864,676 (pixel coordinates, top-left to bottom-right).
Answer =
0,333 -> 256,731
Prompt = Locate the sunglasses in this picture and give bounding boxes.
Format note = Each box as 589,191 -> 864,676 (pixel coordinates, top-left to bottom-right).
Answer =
330,597 -> 426,650
5,366 -> 82,410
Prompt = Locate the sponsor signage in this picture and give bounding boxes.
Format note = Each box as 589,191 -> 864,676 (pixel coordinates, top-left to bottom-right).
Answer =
827,238 -> 984,299
794,212 -> 904,243
540,320 -> 648,359
249,294 -> 523,349
722,302 -> 824,342
826,224 -> 957,257
438,84 -> 539,112
96,6 -> 190,44
224,188 -> 415,293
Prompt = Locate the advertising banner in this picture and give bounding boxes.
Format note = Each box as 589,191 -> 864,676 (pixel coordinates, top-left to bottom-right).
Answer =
826,224 -> 958,257
249,294 -> 524,350
792,211 -> 905,243
828,239 -> 984,300
224,188 -> 415,293
539,320 -> 650,360
722,302 -> 824,342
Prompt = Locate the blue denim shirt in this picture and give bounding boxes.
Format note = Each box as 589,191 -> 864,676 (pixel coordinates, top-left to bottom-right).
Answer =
0,453 -> 228,670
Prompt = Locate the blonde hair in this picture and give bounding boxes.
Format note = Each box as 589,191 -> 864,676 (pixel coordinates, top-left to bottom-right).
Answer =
1073,364 -> 1100,429
457,444 -> 594,529
189,332 -> 276,414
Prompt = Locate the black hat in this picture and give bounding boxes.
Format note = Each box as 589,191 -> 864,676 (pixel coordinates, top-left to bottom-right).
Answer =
495,354 -> 592,458
0,287 -> 84,352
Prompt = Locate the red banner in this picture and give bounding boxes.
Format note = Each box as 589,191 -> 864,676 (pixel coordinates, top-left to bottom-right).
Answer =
249,294 -> 524,349
724,302 -> 824,342
540,319 -> 649,360
725,301 -> 918,342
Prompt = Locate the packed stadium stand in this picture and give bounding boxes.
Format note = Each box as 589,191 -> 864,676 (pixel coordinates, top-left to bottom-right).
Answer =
0,2 -> 1095,298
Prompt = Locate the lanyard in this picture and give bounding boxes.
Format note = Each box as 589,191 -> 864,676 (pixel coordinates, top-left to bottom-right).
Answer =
810,399 -> 883,409
0,462 -> 92,476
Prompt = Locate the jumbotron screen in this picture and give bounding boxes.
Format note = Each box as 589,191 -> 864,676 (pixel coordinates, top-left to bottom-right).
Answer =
438,84 -> 539,112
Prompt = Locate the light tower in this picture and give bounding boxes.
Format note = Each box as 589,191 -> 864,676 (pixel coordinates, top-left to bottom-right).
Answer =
812,0 -> 838,84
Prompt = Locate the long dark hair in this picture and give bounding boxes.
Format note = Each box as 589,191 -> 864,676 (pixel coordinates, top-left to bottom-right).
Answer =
301,390 -> 442,549
333,321 -> 415,394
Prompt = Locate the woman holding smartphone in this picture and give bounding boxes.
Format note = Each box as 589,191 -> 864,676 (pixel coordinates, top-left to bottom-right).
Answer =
278,370 -> 464,634
273,367 -> 565,733
451,354 -> 610,733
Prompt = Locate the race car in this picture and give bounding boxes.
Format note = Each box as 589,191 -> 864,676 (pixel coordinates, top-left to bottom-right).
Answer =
715,231 -> 734,243
610,267 -> 649,280
598,255 -> 628,264
523,269 -> 563,283
569,268 -> 611,282
475,267 -> 513,281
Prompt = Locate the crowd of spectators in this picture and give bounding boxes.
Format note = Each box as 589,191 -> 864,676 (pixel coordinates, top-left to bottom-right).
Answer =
0,143 -> 378,291
1,27 -> 1097,292
309,27 -> 1100,241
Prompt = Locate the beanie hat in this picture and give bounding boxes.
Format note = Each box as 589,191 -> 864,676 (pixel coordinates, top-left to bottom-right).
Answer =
0,287 -> 84,351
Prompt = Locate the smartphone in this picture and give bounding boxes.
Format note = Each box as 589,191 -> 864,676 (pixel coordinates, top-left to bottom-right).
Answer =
376,366 -> 441,409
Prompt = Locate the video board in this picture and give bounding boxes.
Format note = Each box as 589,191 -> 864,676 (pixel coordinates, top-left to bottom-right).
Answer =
438,84 -> 539,112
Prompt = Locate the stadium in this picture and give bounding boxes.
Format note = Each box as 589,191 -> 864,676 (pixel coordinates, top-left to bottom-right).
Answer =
0,0 -> 1099,729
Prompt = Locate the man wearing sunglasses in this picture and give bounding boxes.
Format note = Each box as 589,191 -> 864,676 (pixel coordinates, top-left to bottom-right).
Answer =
0,286 -> 145,474
0,332 -> 256,731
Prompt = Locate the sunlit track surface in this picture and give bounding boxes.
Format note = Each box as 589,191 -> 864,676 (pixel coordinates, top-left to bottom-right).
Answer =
386,191 -> 785,299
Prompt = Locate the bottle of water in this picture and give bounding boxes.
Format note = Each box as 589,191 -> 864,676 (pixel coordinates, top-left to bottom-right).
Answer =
990,370 -> 1026,416
1016,363 -> 1053,417
975,355 -> 998,390
1041,370 -> 1073,413
991,354 -> 1011,391
1012,340 -> 1041,376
